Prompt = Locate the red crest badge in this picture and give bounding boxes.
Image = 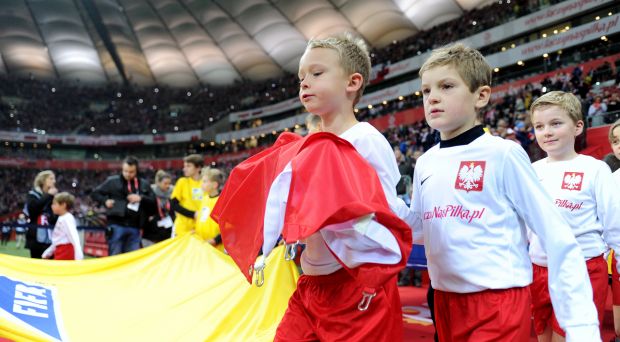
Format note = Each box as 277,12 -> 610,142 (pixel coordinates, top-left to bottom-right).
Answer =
455,161 -> 486,192
561,172 -> 584,191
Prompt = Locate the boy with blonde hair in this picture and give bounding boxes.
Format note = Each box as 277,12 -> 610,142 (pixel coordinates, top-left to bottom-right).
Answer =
195,167 -> 225,250
528,91 -> 620,341
261,32 -> 414,341
607,119 -> 620,173
42,192 -> 83,260
411,43 -> 600,341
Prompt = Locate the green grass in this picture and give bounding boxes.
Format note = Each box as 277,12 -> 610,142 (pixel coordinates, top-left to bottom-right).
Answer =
0,240 -> 31,258
0,240 -> 95,259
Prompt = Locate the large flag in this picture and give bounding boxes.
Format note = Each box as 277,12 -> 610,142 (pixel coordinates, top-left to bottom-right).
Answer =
0,235 -> 298,342
212,132 -> 412,291
211,132 -> 302,284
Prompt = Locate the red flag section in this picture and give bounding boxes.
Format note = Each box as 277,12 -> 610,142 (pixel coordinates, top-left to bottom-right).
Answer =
212,132 -> 412,289
211,132 -> 302,283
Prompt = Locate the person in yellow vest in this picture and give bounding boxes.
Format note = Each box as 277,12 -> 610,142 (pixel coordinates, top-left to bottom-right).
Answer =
170,154 -> 203,237
195,167 -> 225,251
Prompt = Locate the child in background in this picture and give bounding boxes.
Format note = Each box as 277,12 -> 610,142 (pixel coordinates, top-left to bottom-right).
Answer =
15,213 -> 27,248
528,91 -> 620,341
42,192 -> 83,260
605,119 -> 620,172
411,43 -> 600,341
305,113 -> 322,134
1,222 -> 10,246
607,119 -> 620,341
143,170 -> 174,247
196,167 -> 225,251
170,154 -> 204,237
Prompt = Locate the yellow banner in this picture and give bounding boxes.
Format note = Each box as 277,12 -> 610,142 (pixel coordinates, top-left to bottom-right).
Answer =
0,235 -> 298,342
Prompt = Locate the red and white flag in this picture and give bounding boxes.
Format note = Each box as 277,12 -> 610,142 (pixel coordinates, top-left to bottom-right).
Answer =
211,132 -> 412,290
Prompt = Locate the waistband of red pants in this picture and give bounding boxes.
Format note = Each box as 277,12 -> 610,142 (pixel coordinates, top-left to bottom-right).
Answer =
302,267 -> 352,284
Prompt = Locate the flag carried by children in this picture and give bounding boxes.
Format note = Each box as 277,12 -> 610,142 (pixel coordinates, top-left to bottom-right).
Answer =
211,132 -> 412,291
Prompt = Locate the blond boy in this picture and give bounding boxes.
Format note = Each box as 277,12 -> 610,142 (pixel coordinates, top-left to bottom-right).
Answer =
608,119 -> 620,172
411,44 -> 599,341
528,92 -> 620,341
272,33 -> 413,341
612,120 -> 620,186
195,167 -> 225,250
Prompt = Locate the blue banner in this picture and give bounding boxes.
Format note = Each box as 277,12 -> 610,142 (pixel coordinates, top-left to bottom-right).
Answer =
0,276 -> 62,341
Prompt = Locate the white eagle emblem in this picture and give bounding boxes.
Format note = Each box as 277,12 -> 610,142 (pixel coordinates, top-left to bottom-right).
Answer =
562,172 -> 584,191
455,161 -> 485,192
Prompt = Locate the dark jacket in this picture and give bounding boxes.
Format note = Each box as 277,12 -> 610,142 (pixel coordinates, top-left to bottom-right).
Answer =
143,184 -> 174,242
91,175 -> 155,229
25,189 -> 56,248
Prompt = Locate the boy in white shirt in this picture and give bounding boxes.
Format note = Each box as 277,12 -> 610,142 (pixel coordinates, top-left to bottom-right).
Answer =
411,43 -> 600,341
42,192 -> 83,260
528,91 -> 620,341
269,33 -> 413,341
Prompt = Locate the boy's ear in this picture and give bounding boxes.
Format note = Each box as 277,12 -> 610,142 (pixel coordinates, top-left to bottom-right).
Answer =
575,120 -> 584,136
346,73 -> 364,93
475,85 -> 491,109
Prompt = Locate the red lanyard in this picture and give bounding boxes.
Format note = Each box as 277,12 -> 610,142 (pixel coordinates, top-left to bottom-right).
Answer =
156,197 -> 170,219
127,178 -> 139,194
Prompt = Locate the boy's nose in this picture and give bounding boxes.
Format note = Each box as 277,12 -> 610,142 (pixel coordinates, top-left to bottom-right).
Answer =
427,93 -> 439,104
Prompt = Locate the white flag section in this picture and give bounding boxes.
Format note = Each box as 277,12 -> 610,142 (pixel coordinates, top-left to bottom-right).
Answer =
0,235 -> 298,342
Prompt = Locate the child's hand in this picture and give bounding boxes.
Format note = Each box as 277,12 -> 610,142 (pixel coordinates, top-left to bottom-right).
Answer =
208,239 -> 217,246
105,199 -> 115,208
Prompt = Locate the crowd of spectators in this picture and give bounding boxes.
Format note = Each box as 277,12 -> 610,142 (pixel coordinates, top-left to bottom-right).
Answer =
3,61 -> 619,219
0,0 -> 567,136
3,53 -> 620,165
370,0 -> 564,66
2,0 -> 619,220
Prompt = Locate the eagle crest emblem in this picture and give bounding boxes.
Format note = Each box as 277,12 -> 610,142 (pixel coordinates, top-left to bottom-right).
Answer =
455,161 -> 486,192
561,172 -> 584,191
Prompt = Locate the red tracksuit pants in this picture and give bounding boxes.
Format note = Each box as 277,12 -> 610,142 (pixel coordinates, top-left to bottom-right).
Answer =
275,268 -> 403,341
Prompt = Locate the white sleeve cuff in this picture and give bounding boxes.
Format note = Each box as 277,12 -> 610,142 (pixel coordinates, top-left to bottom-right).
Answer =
321,215 -> 401,268
564,324 -> 601,342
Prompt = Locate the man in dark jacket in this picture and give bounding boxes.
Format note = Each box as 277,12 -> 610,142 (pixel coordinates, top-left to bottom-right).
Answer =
91,156 -> 155,256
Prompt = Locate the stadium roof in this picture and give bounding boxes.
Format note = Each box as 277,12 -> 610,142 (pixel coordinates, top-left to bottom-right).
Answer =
0,0 -> 495,87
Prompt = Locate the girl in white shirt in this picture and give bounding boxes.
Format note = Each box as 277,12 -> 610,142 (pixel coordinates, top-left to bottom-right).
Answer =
42,192 -> 83,260
529,91 -> 620,342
